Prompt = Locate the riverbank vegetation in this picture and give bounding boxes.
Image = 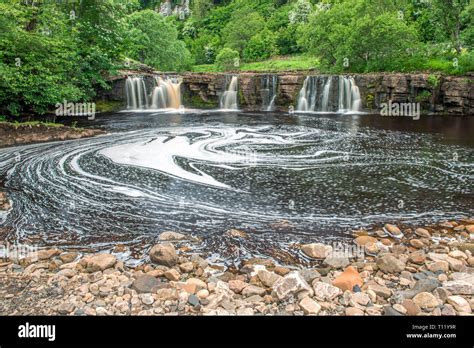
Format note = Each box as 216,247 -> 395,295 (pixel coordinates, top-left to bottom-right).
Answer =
0,0 -> 473,117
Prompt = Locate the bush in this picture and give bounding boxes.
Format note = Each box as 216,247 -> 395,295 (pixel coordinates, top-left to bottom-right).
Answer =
215,48 -> 240,71
243,30 -> 279,61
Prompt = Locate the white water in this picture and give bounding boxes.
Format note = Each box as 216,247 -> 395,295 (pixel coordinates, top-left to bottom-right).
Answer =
220,75 -> 239,110
261,75 -> 278,111
126,76 -> 182,110
297,76 -> 362,113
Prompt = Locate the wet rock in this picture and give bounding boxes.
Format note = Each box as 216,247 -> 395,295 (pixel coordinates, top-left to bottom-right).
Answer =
415,228 -> 431,238
272,271 -> 313,300
447,296 -> 471,313
312,281 -> 342,301
132,275 -> 161,293
332,267 -> 363,292
384,224 -> 403,238
376,254 -> 406,273
257,269 -> 282,287
409,239 -> 425,249
274,266 -> 290,276
225,229 -> 248,238
299,297 -> 321,315
412,292 -> 439,310
301,243 -> 332,259
149,243 -> 178,267
354,236 -> 377,246
81,253 -> 117,272
159,231 -> 187,241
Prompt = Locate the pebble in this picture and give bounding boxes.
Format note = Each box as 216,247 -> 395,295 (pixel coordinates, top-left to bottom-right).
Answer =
412,292 -> 439,310
376,254 -> 406,273
299,297 -> 321,315
446,295 -> 471,313
301,243 -> 333,259
312,281 -> 342,301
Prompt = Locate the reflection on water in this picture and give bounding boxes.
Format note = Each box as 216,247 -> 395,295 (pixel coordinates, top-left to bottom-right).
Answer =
0,111 -> 473,261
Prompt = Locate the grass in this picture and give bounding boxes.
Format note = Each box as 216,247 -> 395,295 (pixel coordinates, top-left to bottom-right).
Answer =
191,55 -> 320,73
0,120 -> 64,129
95,100 -> 124,113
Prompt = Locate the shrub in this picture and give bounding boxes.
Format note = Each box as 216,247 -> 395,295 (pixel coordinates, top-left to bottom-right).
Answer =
215,48 -> 240,71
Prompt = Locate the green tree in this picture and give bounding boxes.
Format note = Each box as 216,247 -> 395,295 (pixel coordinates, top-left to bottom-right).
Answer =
221,10 -> 265,55
243,30 -> 279,61
432,0 -> 470,54
192,0 -> 214,20
215,47 -> 239,71
126,10 -> 192,71
299,0 -> 418,72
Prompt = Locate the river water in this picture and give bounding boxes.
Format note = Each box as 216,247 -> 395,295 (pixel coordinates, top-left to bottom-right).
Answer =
0,111 -> 473,263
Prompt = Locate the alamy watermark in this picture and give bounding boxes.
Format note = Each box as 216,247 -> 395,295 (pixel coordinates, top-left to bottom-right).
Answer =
380,101 -> 420,120
0,242 -> 38,262
55,100 -> 96,120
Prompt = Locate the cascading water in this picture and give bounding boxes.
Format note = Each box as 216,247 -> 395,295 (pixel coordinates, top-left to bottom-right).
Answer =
150,76 -> 182,109
297,76 -> 362,113
126,75 -> 183,110
126,77 -> 148,109
337,76 -> 361,113
220,75 -> 239,110
261,75 -> 278,111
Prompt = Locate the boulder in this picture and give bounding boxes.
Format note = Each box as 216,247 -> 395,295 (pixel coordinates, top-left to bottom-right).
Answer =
257,269 -> 282,287
301,243 -> 332,259
376,254 -> 406,273
132,275 -> 161,293
149,243 -> 178,267
332,266 -> 363,292
272,271 -> 313,300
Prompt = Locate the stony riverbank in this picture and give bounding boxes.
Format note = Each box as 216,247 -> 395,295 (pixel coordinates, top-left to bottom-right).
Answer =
0,122 -> 105,148
0,220 -> 473,316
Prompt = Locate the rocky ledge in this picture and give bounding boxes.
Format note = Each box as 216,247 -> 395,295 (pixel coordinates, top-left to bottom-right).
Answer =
0,123 -> 105,148
0,220 -> 473,316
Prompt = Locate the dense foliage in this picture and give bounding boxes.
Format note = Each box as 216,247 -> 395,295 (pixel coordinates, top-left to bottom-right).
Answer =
0,0 -> 473,116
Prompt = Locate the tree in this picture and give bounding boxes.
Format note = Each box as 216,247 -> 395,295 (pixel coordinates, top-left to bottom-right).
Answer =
221,10 -> 265,55
215,47 -> 239,71
192,0 -> 214,20
432,0 -> 470,54
243,30 -> 279,61
125,10 -> 192,71
298,0 -> 418,72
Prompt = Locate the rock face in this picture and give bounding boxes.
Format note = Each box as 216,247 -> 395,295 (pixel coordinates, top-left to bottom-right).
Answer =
102,72 -> 474,115
149,243 -> 178,267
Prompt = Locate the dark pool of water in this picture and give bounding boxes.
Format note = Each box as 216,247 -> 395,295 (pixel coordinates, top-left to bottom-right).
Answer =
0,111 -> 473,263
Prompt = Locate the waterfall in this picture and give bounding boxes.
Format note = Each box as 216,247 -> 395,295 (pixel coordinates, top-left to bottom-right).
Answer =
126,77 -> 148,109
296,75 -> 362,113
261,75 -> 278,111
336,76 -> 361,113
296,76 -> 319,112
220,75 -> 239,110
151,77 -> 182,109
126,76 -> 183,110
321,77 -> 332,112
349,77 -> 361,112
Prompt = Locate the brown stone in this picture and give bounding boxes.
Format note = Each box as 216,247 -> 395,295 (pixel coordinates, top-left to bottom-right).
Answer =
332,266 -> 363,292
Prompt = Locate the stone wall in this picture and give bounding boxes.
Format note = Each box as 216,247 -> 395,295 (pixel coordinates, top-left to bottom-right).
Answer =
99,72 -> 474,115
